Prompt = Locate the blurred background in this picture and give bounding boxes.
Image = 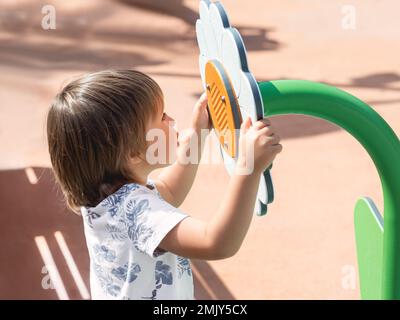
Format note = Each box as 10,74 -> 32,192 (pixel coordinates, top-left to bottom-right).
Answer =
0,0 -> 399,299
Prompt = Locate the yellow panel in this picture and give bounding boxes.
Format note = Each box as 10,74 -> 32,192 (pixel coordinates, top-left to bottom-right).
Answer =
205,61 -> 242,158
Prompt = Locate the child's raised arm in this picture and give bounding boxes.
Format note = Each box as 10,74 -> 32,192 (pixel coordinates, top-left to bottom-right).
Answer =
158,117 -> 282,260
155,93 -> 210,207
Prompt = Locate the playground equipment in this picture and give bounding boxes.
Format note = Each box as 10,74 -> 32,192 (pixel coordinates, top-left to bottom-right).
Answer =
196,0 -> 400,299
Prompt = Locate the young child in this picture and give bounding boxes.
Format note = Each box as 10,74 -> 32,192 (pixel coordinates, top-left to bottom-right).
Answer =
47,69 -> 282,300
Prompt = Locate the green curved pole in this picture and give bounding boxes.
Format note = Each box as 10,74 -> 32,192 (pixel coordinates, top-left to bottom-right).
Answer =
259,80 -> 400,299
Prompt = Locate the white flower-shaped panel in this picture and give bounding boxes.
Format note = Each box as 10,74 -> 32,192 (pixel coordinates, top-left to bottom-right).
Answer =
196,0 -> 274,215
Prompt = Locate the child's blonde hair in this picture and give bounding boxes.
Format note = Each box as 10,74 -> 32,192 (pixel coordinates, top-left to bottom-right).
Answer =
47,69 -> 163,213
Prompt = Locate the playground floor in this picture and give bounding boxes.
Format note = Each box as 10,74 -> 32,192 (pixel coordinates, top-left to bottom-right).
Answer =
1,0 -> 399,299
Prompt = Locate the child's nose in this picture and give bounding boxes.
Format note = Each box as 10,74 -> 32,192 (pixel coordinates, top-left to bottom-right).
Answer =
166,114 -> 175,122
166,114 -> 176,126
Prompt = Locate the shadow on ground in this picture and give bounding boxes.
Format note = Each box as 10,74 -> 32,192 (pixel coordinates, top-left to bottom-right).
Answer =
0,168 -> 234,299
117,0 -> 280,52
0,0 -> 280,73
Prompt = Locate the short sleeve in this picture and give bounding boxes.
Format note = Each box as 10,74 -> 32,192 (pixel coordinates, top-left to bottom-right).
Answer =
125,191 -> 189,258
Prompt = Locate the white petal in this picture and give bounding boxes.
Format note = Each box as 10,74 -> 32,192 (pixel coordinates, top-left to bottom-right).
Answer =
199,55 -> 208,89
266,169 -> 274,203
199,0 -> 218,60
199,0 -> 211,21
221,29 -> 242,96
197,0 -> 271,216
254,200 -> 267,216
219,144 -> 236,175
257,173 -> 268,205
196,20 -> 208,57
238,72 -> 263,123
209,2 -> 230,60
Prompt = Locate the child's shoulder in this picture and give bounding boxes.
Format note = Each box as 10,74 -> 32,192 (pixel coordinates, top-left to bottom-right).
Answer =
81,181 -> 159,221
103,181 -> 160,210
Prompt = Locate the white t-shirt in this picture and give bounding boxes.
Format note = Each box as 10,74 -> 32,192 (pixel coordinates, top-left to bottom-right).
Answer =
81,179 -> 194,300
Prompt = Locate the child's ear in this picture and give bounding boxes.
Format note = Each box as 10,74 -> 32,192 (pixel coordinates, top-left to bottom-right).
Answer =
128,150 -> 144,165
129,154 -> 143,165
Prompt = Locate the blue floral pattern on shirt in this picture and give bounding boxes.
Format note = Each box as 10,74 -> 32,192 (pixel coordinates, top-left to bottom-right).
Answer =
83,181 -> 193,299
93,262 -> 121,297
101,184 -> 140,217
177,256 -> 192,278
112,263 -> 141,283
143,261 -> 173,300
93,244 -> 116,263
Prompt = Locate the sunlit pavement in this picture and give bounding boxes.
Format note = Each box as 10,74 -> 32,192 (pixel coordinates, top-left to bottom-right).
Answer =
0,0 -> 399,299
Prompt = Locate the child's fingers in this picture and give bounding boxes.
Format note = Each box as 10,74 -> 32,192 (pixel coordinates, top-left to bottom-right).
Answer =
199,92 -> 208,101
257,127 -> 274,139
268,133 -> 281,145
271,143 -> 283,153
195,92 -> 208,110
240,117 -> 252,135
254,118 -> 271,130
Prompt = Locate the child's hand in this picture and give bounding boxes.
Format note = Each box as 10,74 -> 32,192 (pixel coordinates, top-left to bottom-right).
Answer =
190,92 -> 211,132
237,117 -> 282,174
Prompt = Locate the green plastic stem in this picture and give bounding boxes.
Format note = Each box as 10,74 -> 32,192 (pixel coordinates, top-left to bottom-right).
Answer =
258,80 -> 400,299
